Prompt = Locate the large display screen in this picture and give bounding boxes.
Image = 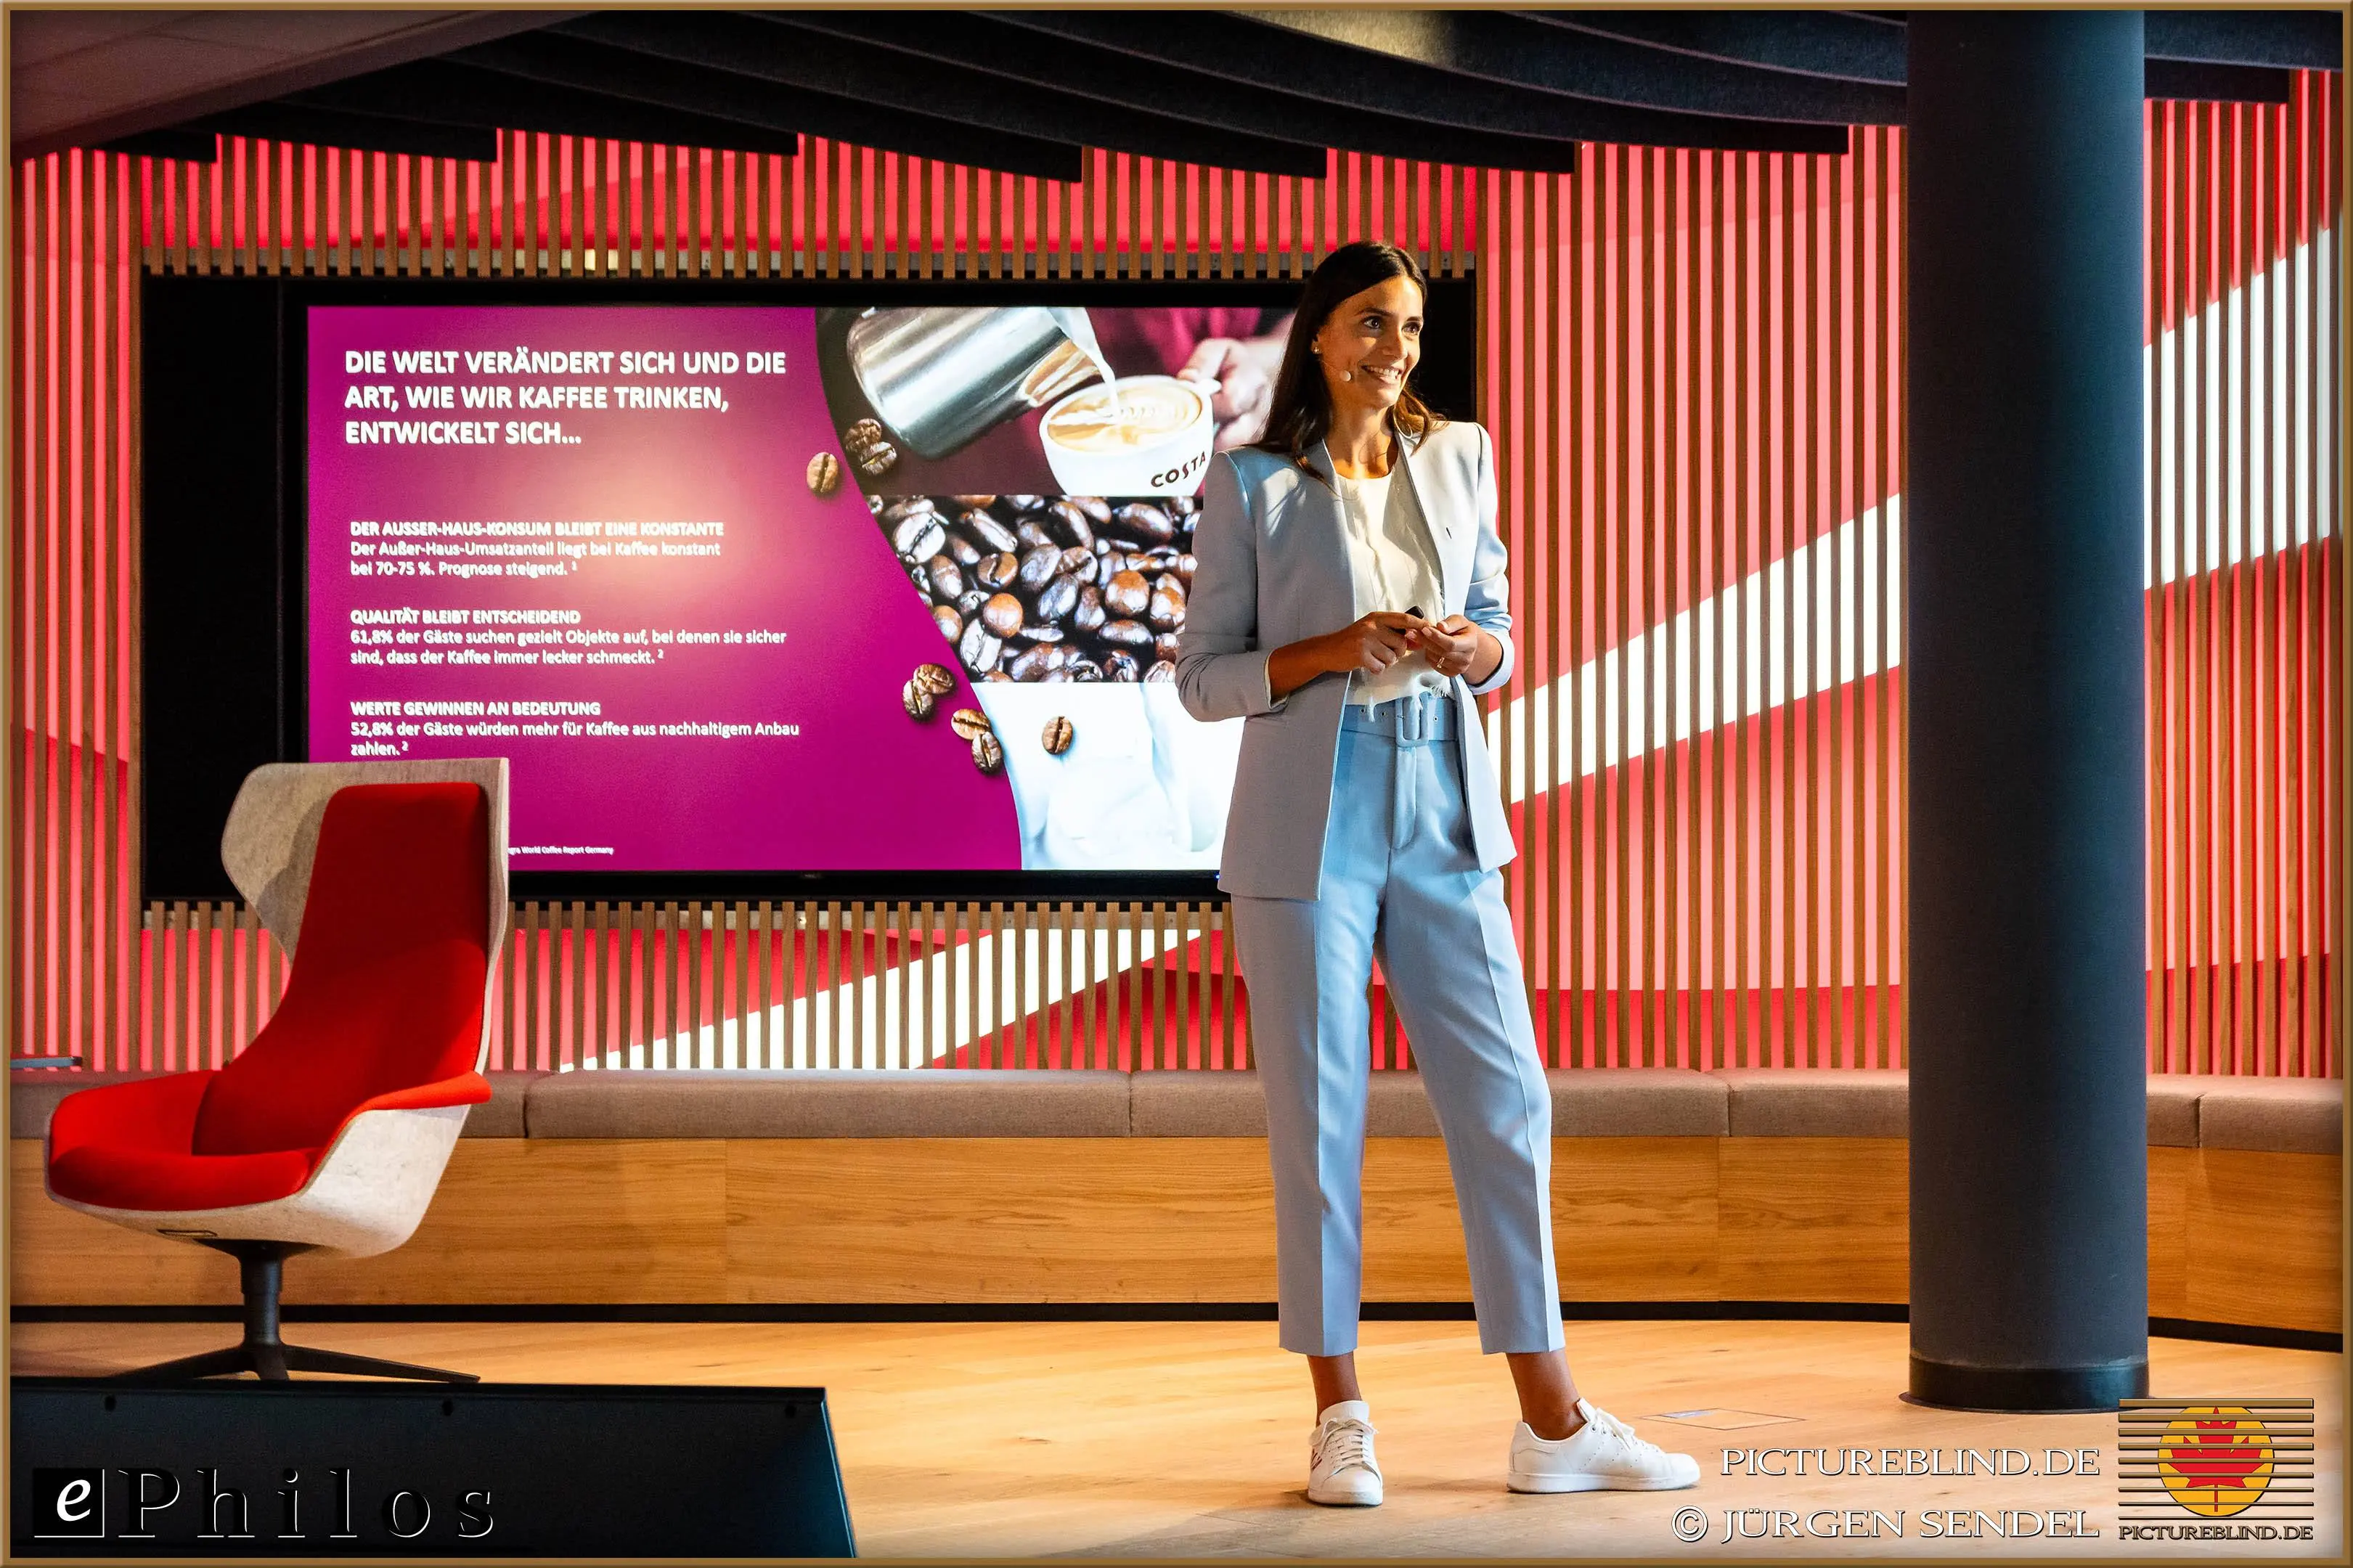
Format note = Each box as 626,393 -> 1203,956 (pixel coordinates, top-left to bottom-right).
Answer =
307,301 -> 1297,874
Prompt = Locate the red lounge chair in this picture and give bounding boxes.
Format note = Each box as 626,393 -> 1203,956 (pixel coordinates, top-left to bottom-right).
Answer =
45,761 -> 508,1381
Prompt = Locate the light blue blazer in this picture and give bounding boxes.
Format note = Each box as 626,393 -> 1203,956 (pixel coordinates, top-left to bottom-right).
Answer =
1173,418 -> 1518,900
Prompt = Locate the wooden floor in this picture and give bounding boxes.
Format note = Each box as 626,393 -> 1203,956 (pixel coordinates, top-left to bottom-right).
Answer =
12,1318 -> 2341,1559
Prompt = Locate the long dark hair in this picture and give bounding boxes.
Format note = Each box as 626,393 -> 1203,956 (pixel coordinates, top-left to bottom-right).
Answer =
1253,240 -> 1440,473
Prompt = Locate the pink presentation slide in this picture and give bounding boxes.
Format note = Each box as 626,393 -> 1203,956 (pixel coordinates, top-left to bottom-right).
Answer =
308,303 -> 1248,874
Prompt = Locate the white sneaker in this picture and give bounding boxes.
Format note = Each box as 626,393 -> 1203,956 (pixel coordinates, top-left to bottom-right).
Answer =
1306,1400 -> 1384,1506
1506,1397 -> 1701,1493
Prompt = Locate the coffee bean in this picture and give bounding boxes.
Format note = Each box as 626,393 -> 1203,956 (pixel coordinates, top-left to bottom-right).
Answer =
948,494 -> 997,508
1070,496 -> 1113,527
949,536 -> 982,568
1149,579 -> 1187,631
913,663 -> 955,697
1044,499 -> 1096,550
960,512 -> 1021,555
1019,624 -> 1067,643
1105,651 -> 1142,682
931,604 -> 964,642
982,670 -> 1013,682
1008,644 -> 1059,682
976,552 -> 1020,592
1145,660 -> 1178,684
1112,502 -> 1176,545
971,732 -> 1005,775
981,593 -> 1024,638
845,420 -> 900,475
866,494 -> 886,516
1016,545 -> 1061,595
806,452 -> 843,497
955,588 -> 987,617
958,621 -> 1001,675
1072,586 -> 1106,634
1100,618 -> 1153,649
1035,575 -> 1079,624
1016,518 -> 1056,550
950,707 -> 994,742
1105,571 -> 1151,619
1042,715 -> 1074,755
1001,494 -> 1048,514
905,563 -> 927,595
926,555 -> 966,601
902,678 -> 937,720
1175,552 -> 1199,579
892,514 -> 946,562
846,432 -> 900,477
1154,632 -> 1183,665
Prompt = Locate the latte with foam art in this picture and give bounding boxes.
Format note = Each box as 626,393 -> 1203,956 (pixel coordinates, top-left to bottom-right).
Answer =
1044,380 -> 1204,452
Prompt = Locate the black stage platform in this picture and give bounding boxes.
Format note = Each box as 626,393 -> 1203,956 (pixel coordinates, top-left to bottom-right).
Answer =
11,1379 -> 855,1556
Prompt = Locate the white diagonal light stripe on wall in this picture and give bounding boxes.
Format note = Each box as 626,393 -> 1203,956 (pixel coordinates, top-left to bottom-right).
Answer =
578,921 -> 1196,1071
1490,231 -> 2336,808
2146,223 -> 2337,585
1486,499 -> 1903,807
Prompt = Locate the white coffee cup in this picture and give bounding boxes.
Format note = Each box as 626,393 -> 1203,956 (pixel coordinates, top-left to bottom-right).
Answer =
1039,374 -> 1215,497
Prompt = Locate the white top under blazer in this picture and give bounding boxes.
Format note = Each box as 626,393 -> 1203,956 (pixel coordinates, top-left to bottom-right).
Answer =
1333,469 -> 1446,709
1173,418 -> 1519,901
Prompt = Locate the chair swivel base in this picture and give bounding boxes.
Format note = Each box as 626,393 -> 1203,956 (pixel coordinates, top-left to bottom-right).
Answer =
117,1339 -> 479,1383
107,1238 -> 478,1384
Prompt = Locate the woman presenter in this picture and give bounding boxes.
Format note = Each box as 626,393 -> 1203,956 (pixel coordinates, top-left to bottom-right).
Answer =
1174,242 -> 1700,1508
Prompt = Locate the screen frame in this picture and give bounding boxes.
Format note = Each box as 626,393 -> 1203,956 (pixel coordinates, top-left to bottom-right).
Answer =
149,269 -> 1480,902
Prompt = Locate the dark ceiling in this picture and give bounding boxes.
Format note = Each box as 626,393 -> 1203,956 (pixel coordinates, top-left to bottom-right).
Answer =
23,9 -> 2346,176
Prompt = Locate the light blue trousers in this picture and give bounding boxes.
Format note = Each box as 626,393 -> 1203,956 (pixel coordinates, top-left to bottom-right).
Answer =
1230,690 -> 1565,1357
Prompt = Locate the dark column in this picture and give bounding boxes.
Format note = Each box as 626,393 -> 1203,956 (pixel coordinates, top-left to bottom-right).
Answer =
1905,11 -> 2150,1412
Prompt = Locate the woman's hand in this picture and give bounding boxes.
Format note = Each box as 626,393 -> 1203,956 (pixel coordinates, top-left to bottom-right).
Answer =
1403,616 -> 1477,678
1407,616 -> 1504,685
1267,612 -> 1424,701
1319,611 -> 1429,674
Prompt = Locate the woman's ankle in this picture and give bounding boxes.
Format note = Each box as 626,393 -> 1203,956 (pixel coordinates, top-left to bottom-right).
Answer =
1522,1402 -> 1586,1442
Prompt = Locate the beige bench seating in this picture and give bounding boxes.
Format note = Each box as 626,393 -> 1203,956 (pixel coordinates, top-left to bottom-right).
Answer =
9,1066 -> 2338,1331
12,1066 -> 2334,1152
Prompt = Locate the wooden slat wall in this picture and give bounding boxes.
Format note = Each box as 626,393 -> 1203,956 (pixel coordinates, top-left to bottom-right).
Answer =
1482,136 -> 1912,1069
119,899 -> 1252,1069
2144,86 -> 2343,1076
131,134 -> 1477,282
12,149 -> 139,1074
128,898 -> 1245,1074
10,95 -> 2343,1077
1478,81 -> 2342,1075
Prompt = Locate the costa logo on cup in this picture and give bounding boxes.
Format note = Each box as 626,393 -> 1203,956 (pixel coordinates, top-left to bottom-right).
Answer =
1150,449 -> 1210,490
1040,375 -> 1214,499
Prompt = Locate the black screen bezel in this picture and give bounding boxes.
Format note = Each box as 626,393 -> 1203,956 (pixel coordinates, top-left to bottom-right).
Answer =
143,269 -> 1480,902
